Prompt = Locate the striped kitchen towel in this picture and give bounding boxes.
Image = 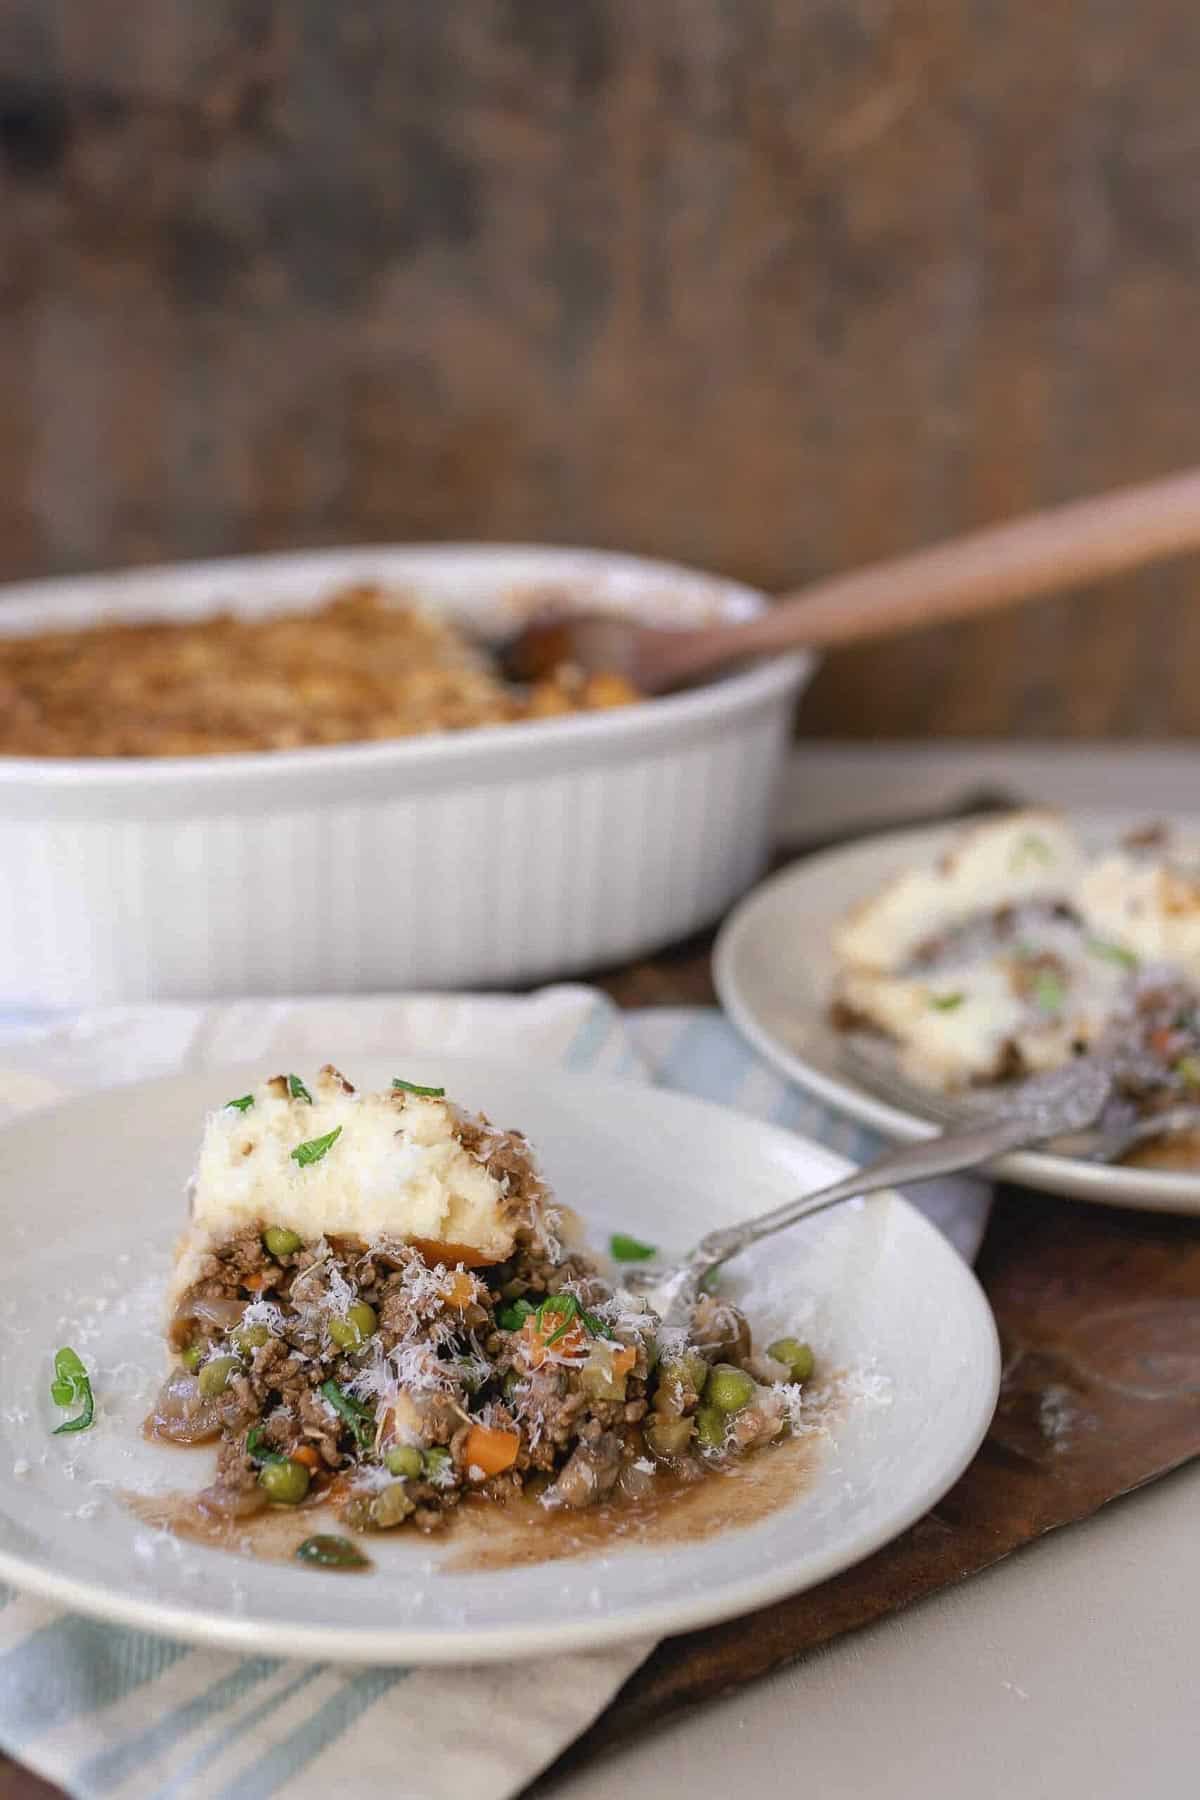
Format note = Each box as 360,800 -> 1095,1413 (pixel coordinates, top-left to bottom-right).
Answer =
0,987 -> 990,1800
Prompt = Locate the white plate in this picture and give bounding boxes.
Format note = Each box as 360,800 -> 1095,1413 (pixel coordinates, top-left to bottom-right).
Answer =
0,1056 -> 998,1665
714,815 -> 1200,1212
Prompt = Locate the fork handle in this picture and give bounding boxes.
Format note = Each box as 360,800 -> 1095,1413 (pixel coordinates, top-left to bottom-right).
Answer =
698,1113 -> 1037,1267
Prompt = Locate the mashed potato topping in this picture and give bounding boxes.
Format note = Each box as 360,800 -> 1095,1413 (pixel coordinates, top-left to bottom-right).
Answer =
831,815 -> 1200,1165
168,1066 -> 516,1307
834,812 -> 1080,975
0,585 -> 640,758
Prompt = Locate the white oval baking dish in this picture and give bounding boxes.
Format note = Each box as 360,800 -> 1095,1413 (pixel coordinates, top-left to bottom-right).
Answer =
0,546 -> 811,1005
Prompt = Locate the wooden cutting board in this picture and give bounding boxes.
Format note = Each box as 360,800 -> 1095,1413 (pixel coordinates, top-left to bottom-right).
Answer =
535,1182 -> 1200,1787
525,929 -> 1200,1789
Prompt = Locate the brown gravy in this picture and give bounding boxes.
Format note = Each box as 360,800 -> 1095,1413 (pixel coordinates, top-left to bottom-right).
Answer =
1122,1127 -> 1200,1171
121,1432 -> 821,1575
448,1431 -> 820,1571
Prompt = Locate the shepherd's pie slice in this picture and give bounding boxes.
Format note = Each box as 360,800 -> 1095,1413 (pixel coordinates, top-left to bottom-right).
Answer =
833,811 -> 1082,975
167,1065 -> 522,1313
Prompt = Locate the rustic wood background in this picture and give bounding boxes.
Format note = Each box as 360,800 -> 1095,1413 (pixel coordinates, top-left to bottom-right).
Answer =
3,0 -> 1200,737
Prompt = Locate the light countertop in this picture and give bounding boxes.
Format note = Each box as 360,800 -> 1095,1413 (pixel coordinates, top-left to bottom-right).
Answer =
550,1457 -> 1199,1799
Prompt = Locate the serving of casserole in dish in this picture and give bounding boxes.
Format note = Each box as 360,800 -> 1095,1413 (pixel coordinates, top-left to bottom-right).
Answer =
0,545 -> 810,1004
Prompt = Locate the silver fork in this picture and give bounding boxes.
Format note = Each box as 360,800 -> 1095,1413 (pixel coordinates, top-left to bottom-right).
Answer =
839,1035 -> 1200,1163
624,1056 -> 1180,1328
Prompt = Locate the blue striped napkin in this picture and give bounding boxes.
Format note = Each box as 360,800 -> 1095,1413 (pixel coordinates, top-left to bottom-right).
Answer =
0,987 -> 989,1799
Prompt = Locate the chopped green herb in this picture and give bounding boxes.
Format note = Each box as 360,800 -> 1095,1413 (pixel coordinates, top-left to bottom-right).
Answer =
295,1534 -> 370,1571
291,1125 -> 342,1168
245,1425 -> 287,1466
391,1078 -> 446,1097
535,1292 -> 615,1345
1033,970 -> 1066,1013
320,1379 -> 375,1450
930,992 -> 965,1012
609,1232 -> 658,1262
50,1347 -> 87,1408
225,1094 -> 254,1113
497,1298 -> 536,1331
49,1347 -> 94,1435
536,1293 -> 579,1345
287,1073 -> 313,1103
1007,831 -> 1057,867
1086,938 -> 1138,970
1177,1056 -> 1200,1088
1011,833 -> 1053,870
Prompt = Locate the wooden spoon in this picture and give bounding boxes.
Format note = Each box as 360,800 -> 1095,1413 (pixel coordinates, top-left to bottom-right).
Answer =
500,466 -> 1200,693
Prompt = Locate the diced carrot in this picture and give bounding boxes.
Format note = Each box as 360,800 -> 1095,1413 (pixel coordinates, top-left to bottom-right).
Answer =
408,1237 -> 492,1269
440,1270 -> 478,1310
242,1272 -> 270,1293
464,1425 -> 520,1479
612,1346 -> 636,1378
291,1444 -> 321,1470
521,1308 -> 586,1369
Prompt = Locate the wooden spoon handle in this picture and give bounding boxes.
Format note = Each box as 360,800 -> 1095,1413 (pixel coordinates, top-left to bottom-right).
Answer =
668,467 -> 1200,680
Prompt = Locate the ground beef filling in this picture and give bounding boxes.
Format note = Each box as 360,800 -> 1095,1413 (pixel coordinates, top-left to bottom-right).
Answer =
149,1230 -> 806,1533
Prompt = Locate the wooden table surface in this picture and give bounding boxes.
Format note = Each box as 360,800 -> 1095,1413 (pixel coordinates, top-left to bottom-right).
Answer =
4,1 -> 1200,740
4,4 -> 1199,1783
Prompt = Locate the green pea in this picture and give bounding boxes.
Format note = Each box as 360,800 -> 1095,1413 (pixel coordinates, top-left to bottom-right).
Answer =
705,1363 -> 755,1414
258,1457 -> 311,1505
233,1323 -> 270,1354
654,1350 -> 708,1416
328,1302 -> 378,1349
180,1343 -> 204,1373
766,1338 -> 815,1383
644,1415 -> 695,1459
263,1226 -> 303,1258
422,1446 -> 453,1482
198,1355 -> 240,1398
455,1359 -> 487,1394
385,1444 -> 424,1479
369,1481 -> 414,1528
695,1405 -> 728,1451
